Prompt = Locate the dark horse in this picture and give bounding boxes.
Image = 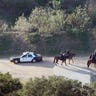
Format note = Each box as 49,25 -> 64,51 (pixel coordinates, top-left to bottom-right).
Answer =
53,55 -> 67,65
53,53 -> 75,65
87,55 -> 96,68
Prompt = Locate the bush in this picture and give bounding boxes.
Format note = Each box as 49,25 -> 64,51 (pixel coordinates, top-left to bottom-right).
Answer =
90,82 -> 96,88
0,74 -> 95,96
0,72 -> 22,96
24,76 -> 96,96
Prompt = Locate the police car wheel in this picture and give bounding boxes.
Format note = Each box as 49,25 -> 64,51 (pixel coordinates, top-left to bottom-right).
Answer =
14,60 -> 19,64
32,59 -> 36,63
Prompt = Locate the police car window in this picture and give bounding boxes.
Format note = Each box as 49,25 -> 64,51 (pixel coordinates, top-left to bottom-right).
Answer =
34,53 -> 37,56
22,55 -> 27,58
28,54 -> 32,57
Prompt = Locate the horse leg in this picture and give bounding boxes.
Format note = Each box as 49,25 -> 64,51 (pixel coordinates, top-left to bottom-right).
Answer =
87,63 -> 90,68
61,61 -> 63,65
69,59 -> 70,64
87,60 -> 91,68
71,58 -> 74,63
64,60 -> 67,66
56,59 -> 58,64
53,57 -> 55,63
61,60 -> 66,65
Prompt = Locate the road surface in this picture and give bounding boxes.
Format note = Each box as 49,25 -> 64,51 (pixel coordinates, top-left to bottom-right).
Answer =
0,56 -> 95,84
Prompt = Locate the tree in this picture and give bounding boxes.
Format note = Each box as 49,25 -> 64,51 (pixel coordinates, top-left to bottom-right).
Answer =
65,7 -> 90,36
14,14 -> 30,32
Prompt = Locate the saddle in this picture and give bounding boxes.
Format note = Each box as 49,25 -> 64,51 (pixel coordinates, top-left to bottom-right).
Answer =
60,54 -> 66,60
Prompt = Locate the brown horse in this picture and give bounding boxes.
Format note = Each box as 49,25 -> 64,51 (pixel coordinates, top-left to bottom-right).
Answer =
53,55 -> 67,65
66,53 -> 75,64
87,59 -> 96,68
87,55 -> 96,68
53,53 -> 75,65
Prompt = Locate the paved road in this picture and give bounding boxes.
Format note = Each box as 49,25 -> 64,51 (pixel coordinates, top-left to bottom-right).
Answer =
0,57 -> 54,81
54,56 -> 90,84
0,56 -> 95,84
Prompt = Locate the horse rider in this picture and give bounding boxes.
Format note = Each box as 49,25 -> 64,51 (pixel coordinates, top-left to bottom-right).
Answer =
59,51 -> 66,60
65,50 -> 71,56
90,50 -> 96,62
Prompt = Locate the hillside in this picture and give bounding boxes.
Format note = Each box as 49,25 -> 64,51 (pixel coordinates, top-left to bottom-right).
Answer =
0,0 -> 95,55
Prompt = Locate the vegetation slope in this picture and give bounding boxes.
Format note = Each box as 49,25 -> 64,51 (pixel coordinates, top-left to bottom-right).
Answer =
0,0 -> 96,55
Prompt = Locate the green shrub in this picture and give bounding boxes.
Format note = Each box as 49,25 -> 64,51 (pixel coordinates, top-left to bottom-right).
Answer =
90,82 -> 96,88
24,76 -> 96,96
0,72 -> 22,96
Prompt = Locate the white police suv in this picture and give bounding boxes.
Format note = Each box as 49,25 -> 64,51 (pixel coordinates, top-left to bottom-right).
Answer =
10,52 -> 42,64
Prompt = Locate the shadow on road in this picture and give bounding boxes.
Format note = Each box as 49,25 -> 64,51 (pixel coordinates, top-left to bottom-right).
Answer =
71,64 -> 89,70
56,64 -> 91,75
63,66 -> 90,75
71,64 -> 96,73
16,61 -> 55,68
